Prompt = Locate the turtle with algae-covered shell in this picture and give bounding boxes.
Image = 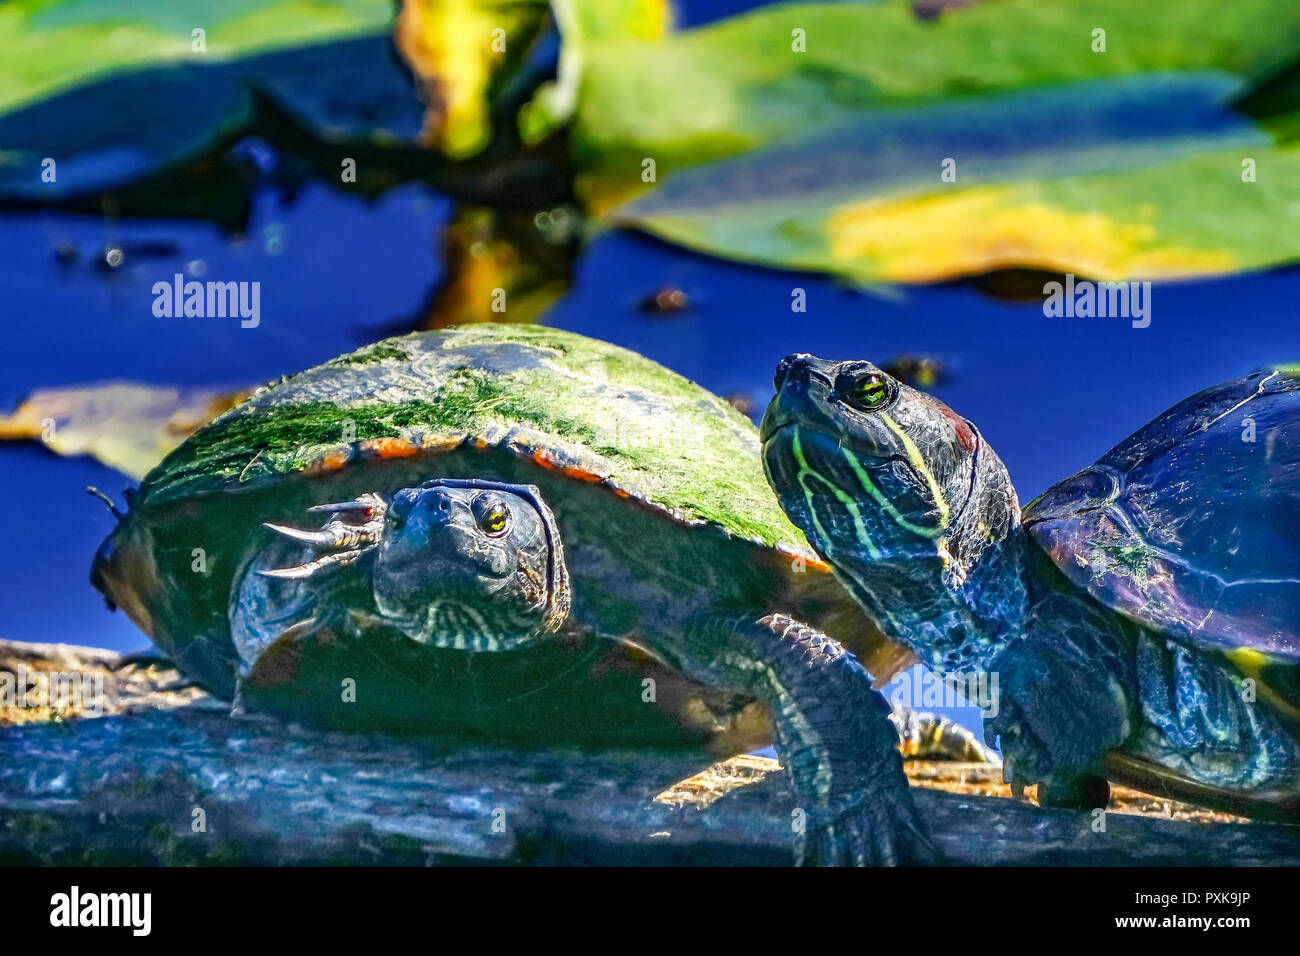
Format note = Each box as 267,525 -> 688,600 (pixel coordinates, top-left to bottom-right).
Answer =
93,324 -> 934,865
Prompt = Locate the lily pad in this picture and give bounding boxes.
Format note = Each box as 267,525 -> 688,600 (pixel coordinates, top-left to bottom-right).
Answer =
0,0 -> 419,199
541,0 -> 1300,283
613,73 -> 1300,283
573,0 -> 1300,208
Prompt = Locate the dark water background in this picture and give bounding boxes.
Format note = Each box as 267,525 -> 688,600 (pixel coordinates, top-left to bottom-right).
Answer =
2,0 -> 1299,737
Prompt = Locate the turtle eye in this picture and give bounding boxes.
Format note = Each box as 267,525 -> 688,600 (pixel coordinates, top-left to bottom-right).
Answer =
472,496 -> 510,537
840,372 -> 895,413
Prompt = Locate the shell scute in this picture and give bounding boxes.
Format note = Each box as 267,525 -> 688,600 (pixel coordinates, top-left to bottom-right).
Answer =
1025,369 -> 1300,661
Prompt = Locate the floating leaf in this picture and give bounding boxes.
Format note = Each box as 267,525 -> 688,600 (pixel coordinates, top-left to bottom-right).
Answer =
613,74 -> 1300,283
573,0 -> 1300,209
0,0 -> 419,199
0,383 -> 248,479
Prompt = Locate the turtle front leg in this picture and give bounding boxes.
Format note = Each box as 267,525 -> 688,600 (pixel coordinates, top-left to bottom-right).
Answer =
984,595 -> 1134,811
689,613 -> 937,866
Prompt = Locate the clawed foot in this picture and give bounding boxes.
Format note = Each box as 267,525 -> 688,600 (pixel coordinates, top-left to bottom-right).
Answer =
798,795 -> 941,866
1037,773 -> 1111,811
985,636 -> 1128,811
111,647 -> 174,672
989,699 -> 1116,811
259,494 -> 387,580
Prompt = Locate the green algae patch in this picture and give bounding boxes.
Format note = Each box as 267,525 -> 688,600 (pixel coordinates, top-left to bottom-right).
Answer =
322,339 -> 414,369
138,325 -> 809,551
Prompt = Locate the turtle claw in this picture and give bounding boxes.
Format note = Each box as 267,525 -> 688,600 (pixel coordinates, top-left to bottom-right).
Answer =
111,647 -> 174,672
263,522 -> 346,548
256,547 -> 370,580
799,798 -> 941,867
258,563 -> 321,581
259,494 -> 387,580
308,498 -> 381,514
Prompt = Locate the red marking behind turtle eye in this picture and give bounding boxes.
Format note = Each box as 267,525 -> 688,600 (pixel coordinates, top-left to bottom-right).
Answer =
927,399 -> 975,452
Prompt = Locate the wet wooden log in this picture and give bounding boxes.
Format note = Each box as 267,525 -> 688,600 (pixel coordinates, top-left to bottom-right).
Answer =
2,640 -> 1299,865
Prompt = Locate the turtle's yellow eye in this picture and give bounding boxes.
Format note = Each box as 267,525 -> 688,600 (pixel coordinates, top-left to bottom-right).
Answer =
474,499 -> 510,536
846,373 -> 892,412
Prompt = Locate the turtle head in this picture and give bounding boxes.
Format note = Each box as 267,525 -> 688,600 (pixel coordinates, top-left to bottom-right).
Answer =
372,479 -> 570,650
262,479 -> 570,651
761,354 -> 1025,670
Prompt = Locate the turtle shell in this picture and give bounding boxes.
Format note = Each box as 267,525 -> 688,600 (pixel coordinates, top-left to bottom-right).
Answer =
135,324 -> 808,541
93,324 -> 902,751
1024,368 -> 1300,664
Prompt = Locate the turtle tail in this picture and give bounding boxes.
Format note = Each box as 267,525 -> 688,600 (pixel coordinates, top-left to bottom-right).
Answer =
86,485 -> 124,520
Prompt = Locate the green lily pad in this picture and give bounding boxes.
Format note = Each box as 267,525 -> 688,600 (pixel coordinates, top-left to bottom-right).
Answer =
0,0 -> 417,199
614,73 -> 1300,283
573,0 -> 1300,209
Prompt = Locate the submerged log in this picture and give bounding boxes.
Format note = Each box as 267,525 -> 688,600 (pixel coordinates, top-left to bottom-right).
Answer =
2,640 -> 1298,865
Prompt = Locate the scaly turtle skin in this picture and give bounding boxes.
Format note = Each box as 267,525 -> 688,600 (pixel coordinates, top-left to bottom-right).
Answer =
762,356 -> 1300,819
92,324 -> 933,865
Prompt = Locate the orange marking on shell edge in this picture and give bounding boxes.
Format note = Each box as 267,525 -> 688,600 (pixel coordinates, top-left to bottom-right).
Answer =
777,544 -> 833,574
305,448 -> 352,474
562,465 -> 604,484
526,449 -> 602,483
362,437 -> 420,459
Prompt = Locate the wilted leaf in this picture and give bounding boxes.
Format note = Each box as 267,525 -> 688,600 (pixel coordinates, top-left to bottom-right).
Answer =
0,383 -> 247,479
